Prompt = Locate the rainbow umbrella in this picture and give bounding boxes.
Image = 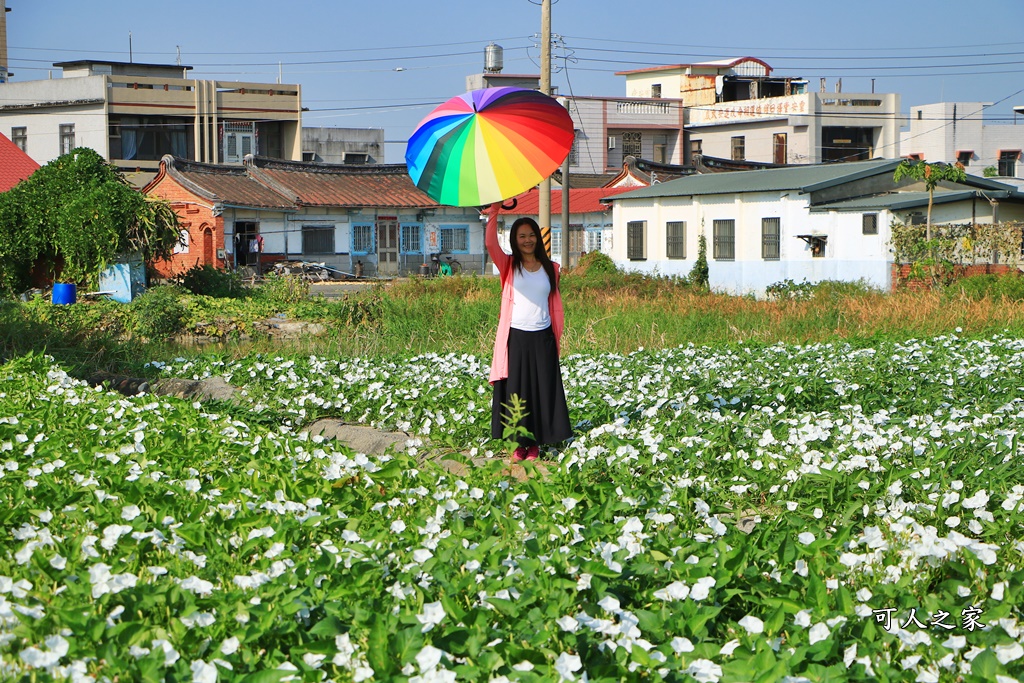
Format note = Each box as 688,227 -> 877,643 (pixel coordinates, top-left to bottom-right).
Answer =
406,86 -> 575,207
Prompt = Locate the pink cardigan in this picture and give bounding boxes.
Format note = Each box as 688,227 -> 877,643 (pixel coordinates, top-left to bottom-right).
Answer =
485,209 -> 565,383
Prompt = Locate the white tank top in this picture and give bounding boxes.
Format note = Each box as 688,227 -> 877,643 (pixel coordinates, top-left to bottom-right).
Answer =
510,265 -> 551,331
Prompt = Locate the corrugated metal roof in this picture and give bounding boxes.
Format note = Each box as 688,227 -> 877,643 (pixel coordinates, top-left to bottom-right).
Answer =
813,189 -> 1024,212
606,159 -> 901,202
165,158 -> 295,209
249,157 -> 437,209
0,133 -> 39,192
499,187 -> 633,216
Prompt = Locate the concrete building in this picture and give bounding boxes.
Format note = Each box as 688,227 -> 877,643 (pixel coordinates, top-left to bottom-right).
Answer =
301,127 -> 384,165
0,59 -> 303,178
900,102 -> 1024,179
605,159 -> 1024,296
617,58 -> 901,166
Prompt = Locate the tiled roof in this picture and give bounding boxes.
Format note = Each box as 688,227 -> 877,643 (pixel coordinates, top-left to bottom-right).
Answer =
158,157 -> 295,210
248,157 -> 438,209
499,187 -> 633,216
0,133 -> 39,192
608,159 -> 901,202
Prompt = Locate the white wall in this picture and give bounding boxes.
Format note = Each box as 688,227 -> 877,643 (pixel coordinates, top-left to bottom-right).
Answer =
612,192 -> 896,296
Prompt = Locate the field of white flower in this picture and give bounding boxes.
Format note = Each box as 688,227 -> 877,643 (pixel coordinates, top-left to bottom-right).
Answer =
2,333 -> 1024,682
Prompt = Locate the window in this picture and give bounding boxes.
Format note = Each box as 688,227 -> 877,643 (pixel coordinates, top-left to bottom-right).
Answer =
344,153 -> 368,165
999,151 -> 1019,177
773,133 -> 787,165
11,127 -> 26,153
908,213 -> 927,226
627,220 -> 646,260
586,229 -> 602,253
622,131 -> 642,158
916,110 -> 923,120
173,229 -> 190,255
651,83 -> 662,98
689,139 -> 702,164
956,150 -> 973,166
653,134 -> 668,164
762,218 -> 780,260
666,221 -> 686,259
862,213 -> 878,235
59,124 -> 75,155
302,225 -> 335,255
352,224 -> 374,254
713,219 -> 735,260
551,228 -> 562,256
568,129 -> 580,167
440,225 -> 469,253
401,224 -> 422,253
223,122 -> 256,163
731,136 -> 745,161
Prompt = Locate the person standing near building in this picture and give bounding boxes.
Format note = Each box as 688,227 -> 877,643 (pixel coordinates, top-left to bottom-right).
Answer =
484,202 -> 572,461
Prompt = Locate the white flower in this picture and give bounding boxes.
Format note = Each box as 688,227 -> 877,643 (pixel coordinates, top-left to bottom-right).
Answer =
794,610 -> 812,628
995,642 -> 1024,664
945,516 -> 960,528
302,652 -> 326,669
809,623 -> 831,644
122,505 -> 142,521
412,549 -> 433,563
416,601 -> 445,632
690,576 -> 716,601
653,581 -> 689,601
738,615 -> 764,634
556,615 -> 579,633
181,612 -> 216,629
720,639 -> 741,655
553,652 -> 582,681
390,520 -> 406,533
220,637 -> 240,655
179,576 -> 216,597
684,658 -> 723,682
797,532 -> 815,545
190,659 -> 218,683
597,595 -> 620,613
961,490 -> 989,510
416,645 -> 444,672
671,637 -> 694,653
153,639 -> 180,667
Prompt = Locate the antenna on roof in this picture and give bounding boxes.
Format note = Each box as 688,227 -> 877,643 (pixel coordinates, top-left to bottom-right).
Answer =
176,46 -> 181,66
129,31 -> 133,63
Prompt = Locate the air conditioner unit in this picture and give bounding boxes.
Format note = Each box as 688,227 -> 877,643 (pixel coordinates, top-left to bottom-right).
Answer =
608,136 -> 616,150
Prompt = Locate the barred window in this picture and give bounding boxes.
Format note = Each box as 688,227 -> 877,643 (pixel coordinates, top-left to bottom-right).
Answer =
627,220 -> 646,260
440,225 -> 468,253
731,136 -> 745,161
11,127 -> 26,153
59,124 -> 75,155
401,224 -> 422,253
713,219 -> 735,261
762,218 -> 780,260
352,224 -> 374,254
586,229 -> 602,253
862,213 -> 878,235
622,131 -> 642,158
303,225 -> 335,255
666,221 -> 686,259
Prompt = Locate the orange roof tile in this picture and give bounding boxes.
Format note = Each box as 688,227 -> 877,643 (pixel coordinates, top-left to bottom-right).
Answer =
0,133 -> 39,192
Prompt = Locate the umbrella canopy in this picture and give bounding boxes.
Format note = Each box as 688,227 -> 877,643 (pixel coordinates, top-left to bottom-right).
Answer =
406,87 -> 575,207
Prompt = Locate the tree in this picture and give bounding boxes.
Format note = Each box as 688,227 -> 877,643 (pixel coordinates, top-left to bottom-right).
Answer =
892,159 -> 967,241
0,148 -> 180,294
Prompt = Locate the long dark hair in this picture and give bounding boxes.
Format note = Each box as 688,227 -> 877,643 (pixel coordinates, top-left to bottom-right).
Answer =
509,217 -> 557,291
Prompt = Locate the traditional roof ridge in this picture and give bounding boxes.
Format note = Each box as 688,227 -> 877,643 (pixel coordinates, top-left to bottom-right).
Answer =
247,155 -> 411,175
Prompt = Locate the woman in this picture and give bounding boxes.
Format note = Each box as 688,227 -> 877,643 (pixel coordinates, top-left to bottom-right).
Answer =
485,203 -> 572,461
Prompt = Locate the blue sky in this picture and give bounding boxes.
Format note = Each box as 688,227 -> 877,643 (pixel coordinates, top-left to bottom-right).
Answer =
6,0 -> 1024,161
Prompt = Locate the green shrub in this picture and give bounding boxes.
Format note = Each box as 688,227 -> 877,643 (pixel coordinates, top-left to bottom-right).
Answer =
575,250 -> 618,276
949,273 -> 1024,301
766,278 -> 877,301
129,285 -> 189,338
255,272 -> 310,306
175,263 -> 246,298
687,233 -> 709,289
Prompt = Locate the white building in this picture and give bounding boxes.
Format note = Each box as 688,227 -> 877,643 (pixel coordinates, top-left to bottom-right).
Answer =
900,102 -> 1024,179
606,159 -> 1024,296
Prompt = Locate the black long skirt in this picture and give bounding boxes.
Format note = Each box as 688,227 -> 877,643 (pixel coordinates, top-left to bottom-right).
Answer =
491,326 -> 572,446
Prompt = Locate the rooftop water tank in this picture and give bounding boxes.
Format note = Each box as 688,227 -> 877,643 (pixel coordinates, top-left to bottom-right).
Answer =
484,43 -> 503,73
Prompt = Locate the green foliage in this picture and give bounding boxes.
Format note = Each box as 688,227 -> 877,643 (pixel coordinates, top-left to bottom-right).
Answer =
688,232 -> 710,289
174,263 -> 247,298
766,278 -> 878,301
0,148 -> 180,294
128,285 -> 189,338
890,220 -> 1024,270
574,250 -> 619,276
947,274 -> 1024,302
983,166 -> 999,178
255,272 -> 310,306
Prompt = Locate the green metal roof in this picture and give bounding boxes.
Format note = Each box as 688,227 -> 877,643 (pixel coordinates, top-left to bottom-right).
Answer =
605,159 -> 901,202
814,188 -> 1024,212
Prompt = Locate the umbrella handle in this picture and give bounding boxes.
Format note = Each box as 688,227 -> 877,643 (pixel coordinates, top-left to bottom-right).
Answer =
501,198 -> 518,211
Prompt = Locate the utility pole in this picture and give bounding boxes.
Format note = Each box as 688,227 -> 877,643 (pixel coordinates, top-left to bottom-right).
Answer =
539,0 -> 552,256
560,98 -> 571,267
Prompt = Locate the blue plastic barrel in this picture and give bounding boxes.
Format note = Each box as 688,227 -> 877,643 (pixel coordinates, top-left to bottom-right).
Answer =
51,283 -> 77,305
